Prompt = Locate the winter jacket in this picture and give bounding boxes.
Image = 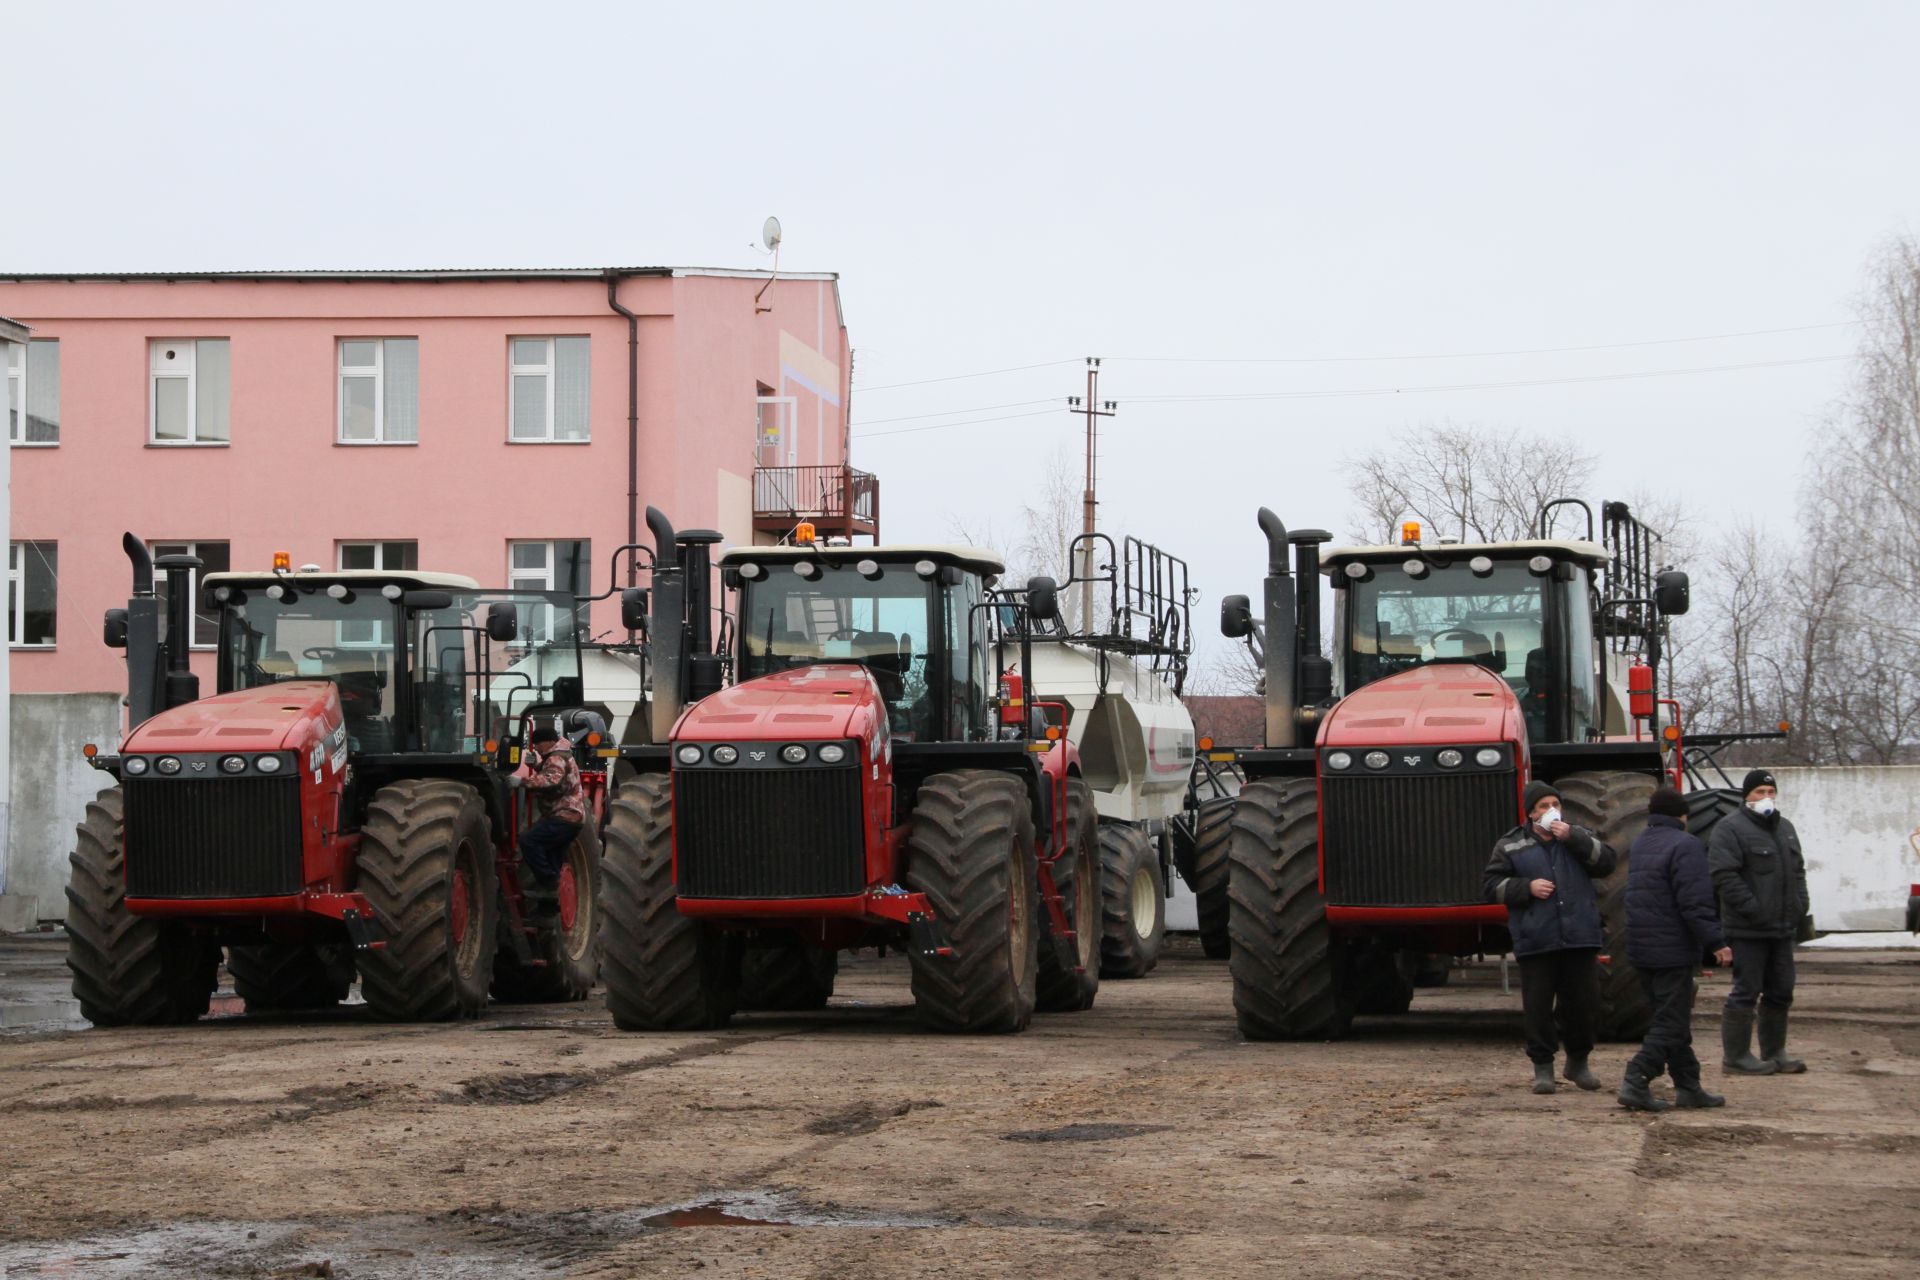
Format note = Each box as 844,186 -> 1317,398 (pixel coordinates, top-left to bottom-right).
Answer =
1624,814 -> 1725,968
524,745 -> 587,825
1707,806 -> 1810,939
1483,823 -> 1619,958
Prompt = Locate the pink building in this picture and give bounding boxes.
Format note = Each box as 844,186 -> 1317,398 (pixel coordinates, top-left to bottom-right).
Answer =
0,267 -> 876,697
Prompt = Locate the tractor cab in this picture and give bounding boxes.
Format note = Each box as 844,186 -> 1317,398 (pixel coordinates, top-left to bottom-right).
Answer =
722,544 -> 1003,743
1323,532 -> 1612,747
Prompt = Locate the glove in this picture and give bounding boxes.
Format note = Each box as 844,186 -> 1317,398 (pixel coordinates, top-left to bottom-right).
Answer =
506,772 -> 526,791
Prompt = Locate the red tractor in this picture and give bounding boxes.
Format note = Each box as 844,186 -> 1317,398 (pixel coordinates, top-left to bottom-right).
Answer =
1209,500 -> 1767,1040
597,510 -> 1098,1033
66,537 -> 609,1024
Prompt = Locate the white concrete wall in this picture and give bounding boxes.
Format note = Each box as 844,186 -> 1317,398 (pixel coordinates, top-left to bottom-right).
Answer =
1772,766 -> 1920,932
4,693 -> 122,926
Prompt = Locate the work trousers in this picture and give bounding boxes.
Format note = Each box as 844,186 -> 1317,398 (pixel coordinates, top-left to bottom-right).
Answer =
519,816 -> 581,884
1518,947 -> 1600,1065
1726,936 -> 1796,1011
1626,966 -> 1701,1086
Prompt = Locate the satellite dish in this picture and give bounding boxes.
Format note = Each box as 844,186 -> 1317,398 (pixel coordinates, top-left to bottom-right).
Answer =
762,216 -> 782,252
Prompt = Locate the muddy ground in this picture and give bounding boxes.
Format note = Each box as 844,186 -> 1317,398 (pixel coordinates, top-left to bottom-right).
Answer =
0,932 -> 1914,1279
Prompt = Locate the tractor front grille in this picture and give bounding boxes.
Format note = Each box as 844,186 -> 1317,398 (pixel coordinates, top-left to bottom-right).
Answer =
1321,768 -> 1517,907
123,777 -> 306,899
673,766 -> 866,899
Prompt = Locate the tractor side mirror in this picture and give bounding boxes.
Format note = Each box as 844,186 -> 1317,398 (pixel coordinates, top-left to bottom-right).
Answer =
1221,594 -> 1253,638
486,602 -> 519,643
620,587 -> 650,632
103,608 -> 129,649
1656,570 -> 1691,616
401,589 -> 453,611
1024,576 -> 1059,622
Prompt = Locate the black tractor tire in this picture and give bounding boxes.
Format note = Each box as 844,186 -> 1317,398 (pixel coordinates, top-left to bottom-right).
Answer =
1683,787 -> 1743,845
353,780 -> 497,1022
599,774 -> 740,1030
902,770 -> 1039,1034
65,786 -> 220,1027
1036,778 -> 1101,1012
1227,777 -> 1352,1040
1408,952 -> 1453,988
1557,769 -> 1659,1042
1098,822 -> 1165,979
1347,943 -> 1415,1016
228,943 -> 356,1011
491,822 -> 603,1004
1183,797 -> 1235,959
737,945 -> 839,1011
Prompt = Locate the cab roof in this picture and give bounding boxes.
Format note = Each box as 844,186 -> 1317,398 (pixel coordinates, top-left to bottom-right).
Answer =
203,569 -> 482,591
720,544 -> 1007,577
1320,538 -> 1610,573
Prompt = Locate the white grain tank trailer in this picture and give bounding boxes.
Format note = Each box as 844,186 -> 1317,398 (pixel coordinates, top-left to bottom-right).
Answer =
1003,534 -> 1198,978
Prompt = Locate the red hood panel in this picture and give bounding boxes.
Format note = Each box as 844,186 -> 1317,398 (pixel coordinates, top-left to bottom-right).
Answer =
124,681 -> 344,756
1321,665 -> 1521,747
675,664 -> 880,743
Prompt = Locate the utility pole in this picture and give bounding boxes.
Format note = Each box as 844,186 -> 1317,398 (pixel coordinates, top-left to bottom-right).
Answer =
1066,357 -> 1116,630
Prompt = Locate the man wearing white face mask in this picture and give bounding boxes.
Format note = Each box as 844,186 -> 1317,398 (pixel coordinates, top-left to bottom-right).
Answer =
1485,779 -> 1619,1095
1709,770 -> 1811,1075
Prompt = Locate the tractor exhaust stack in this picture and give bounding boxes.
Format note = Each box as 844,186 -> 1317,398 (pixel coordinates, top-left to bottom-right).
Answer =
645,506 -> 687,741
1257,507 -> 1298,749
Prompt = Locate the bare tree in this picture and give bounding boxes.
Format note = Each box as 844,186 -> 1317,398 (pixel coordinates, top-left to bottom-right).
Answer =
1345,421 -> 1598,544
946,445 -> 1105,632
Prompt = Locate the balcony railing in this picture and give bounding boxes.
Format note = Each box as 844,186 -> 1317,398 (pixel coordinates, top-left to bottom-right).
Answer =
752,465 -> 880,541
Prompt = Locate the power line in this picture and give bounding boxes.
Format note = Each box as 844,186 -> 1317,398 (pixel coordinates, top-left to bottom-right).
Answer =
850,398 -> 1058,427
850,353 -> 1850,441
852,358 -> 1081,393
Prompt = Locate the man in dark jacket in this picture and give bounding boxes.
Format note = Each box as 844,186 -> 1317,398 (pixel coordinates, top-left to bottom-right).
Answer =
1617,786 -> 1734,1111
1485,779 -> 1620,1095
1709,769 -> 1812,1075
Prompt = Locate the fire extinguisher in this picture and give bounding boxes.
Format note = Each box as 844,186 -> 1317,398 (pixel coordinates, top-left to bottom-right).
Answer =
1628,663 -> 1654,722
998,670 -> 1024,726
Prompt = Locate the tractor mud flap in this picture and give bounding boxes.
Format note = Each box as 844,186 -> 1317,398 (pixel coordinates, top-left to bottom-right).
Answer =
340,907 -> 388,952
907,910 -> 954,960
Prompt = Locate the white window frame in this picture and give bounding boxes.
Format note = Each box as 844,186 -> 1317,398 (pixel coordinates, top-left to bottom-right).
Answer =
149,339 -> 228,446
9,541 -> 57,649
756,394 -> 797,466
508,336 -> 589,443
336,541 -> 417,646
339,340 -> 384,444
149,540 -> 228,649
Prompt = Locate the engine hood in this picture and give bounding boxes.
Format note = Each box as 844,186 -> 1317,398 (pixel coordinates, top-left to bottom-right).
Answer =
1320,664 -> 1521,748
674,664 -> 885,746
123,681 -> 345,756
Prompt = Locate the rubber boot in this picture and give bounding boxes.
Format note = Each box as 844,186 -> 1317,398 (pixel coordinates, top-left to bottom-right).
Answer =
1757,1005 -> 1807,1073
1616,1071 -> 1673,1112
1563,1055 -> 1603,1091
1673,1080 -> 1726,1108
1721,1007 -> 1778,1075
1532,1062 -> 1558,1094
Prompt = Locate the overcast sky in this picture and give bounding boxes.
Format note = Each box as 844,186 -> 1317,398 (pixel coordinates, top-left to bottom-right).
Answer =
8,2 -> 1917,670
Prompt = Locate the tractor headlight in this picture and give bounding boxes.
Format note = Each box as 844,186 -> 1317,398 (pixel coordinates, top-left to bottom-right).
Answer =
123,756 -> 150,776
1325,751 -> 1353,771
676,744 -> 704,766
1528,555 -> 1553,575
1364,751 -> 1390,770
255,755 -> 284,774
1437,748 -> 1463,768
817,743 -> 847,764
155,756 -> 183,775
780,744 -> 808,764
220,755 -> 247,774
711,745 -> 739,765
1475,747 -> 1502,768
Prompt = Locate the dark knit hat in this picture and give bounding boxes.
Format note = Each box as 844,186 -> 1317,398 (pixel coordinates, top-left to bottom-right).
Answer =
1522,779 -> 1561,815
1740,769 -> 1776,798
529,724 -> 561,746
1648,786 -> 1688,818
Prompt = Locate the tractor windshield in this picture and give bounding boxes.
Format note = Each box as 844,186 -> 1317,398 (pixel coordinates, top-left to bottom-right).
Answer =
220,589 -> 405,747
1342,559 -> 1550,729
737,563 -> 936,740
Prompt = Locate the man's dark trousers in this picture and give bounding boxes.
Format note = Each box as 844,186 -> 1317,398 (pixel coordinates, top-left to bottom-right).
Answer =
1627,966 -> 1702,1085
519,817 -> 581,884
1727,936 -> 1796,1010
1519,948 -> 1600,1064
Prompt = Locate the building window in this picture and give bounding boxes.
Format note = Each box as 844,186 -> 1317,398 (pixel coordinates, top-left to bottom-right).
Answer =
150,541 -> 230,648
7,339 -> 60,445
338,541 -> 418,644
509,539 -> 591,642
508,337 -> 590,442
8,541 -> 58,648
150,340 -> 231,444
338,339 -> 420,443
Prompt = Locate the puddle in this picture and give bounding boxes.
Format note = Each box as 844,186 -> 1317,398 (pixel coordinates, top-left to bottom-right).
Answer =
457,1071 -> 595,1104
1001,1123 -> 1175,1143
632,1190 -> 953,1232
